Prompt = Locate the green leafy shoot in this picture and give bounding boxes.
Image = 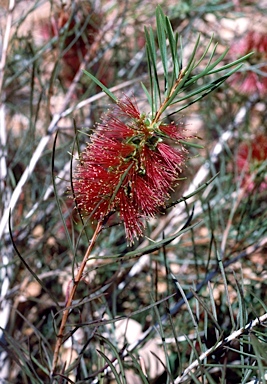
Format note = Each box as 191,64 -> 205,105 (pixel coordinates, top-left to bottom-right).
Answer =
144,5 -> 254,122
83,5 -> 252,124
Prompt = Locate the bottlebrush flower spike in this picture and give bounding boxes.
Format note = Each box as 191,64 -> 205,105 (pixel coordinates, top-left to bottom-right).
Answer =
73,96 -> 189,243
230,31 -> 267,95
41,3 -> 103,87
236,134 -> 267,192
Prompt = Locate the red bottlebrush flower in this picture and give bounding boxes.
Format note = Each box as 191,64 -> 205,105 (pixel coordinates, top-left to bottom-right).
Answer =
230,31 -> 267,95
236,134 -> 267,192
41,3 -> 102,85
73,97 -> 189,243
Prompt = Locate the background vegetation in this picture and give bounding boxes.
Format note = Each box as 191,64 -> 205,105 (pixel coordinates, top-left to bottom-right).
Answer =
0,0 -> 267,383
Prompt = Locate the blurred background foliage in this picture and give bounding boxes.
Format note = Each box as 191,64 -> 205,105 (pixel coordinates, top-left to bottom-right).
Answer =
0,0 -> 267,383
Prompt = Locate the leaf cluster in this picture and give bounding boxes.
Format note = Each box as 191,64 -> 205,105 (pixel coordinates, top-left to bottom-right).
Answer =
143,6 -> 253,119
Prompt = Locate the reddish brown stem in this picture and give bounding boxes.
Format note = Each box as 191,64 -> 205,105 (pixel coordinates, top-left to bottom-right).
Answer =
153,70 -> 184,124
51,221 -> 102,377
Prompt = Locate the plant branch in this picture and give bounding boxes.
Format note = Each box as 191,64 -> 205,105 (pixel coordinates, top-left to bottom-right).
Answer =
51,221 -> 103,377
152,69 -> 184,124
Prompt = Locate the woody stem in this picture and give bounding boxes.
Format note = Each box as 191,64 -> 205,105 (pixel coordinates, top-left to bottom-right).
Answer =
51,221 -> 103,377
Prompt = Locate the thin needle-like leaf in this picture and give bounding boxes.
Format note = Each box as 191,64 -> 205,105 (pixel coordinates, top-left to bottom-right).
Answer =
83,70 -> 117,102
165,16 -> 179,81
96,334 -> 127,384
96,349 -> 123,384
156,7 -> 168,91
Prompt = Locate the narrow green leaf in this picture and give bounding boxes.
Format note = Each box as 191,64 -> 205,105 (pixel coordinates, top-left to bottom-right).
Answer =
171,76 -> 226,104
190,288 -> 222,333
202,42 -> 219,71
96,349 -> 123,384
141,82 -> 152,109
83,69 -> 117,102
165,17 -> 179,80
184,34 -> 201,74
247,289 -> 267,313
171,273 -> 198,328
152,302 -> 173,381
188,373 -> 203,383
180,45 -> 226,90
27,354 -> 50,377
96,334 -> 127,384
250,334 -> 267,384
208,282 -> 220,340
170,71 -> 235,112
178,34 -> 183,71
166,306 -> 182,376
2,330 -> 43,383
217,250 -> 236,329
150,26 -> 161,105
14,310 -> 53,360
156,6 -> 168,90
127,350 -> 150,384
90,220 -> 200,261
145,27 -> 155,115
199,369 -> 218,384
233,271 -> 247,329
166,173 -> 219,208
178,140 -> 204,149
193,35 -> 214,69
205,47 -> 230,74
207,52 -> 254,74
